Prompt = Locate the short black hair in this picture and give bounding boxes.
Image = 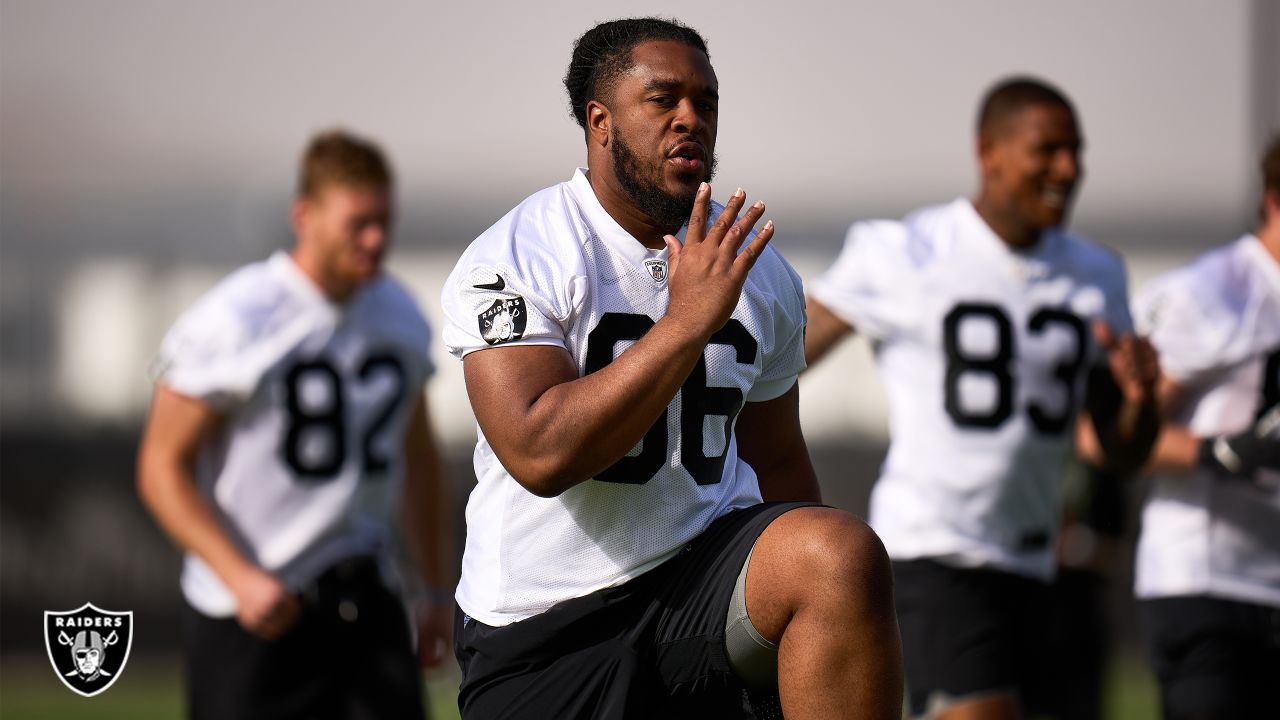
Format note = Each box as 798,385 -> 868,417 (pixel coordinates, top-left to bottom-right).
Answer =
564,17 -> 710,131
976,76 -> 1075,139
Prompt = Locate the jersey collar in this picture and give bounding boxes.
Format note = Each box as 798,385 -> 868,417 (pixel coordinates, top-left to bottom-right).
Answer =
268,251 -> 345,311
567,168 -> 671,267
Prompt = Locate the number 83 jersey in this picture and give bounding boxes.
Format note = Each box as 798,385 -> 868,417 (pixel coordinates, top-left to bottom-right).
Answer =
152,252 -> 433,617
811,199 -> 1132,581
441,169 -> 807,626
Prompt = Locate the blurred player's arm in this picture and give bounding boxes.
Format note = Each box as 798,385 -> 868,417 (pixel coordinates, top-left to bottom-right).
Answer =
1075,320 -> 1160,475
400,394 -> 454,667
803,297 -> 854,368
136,385 -> 300,639
1142,376 -> 1280,483
737,381 -> 821,502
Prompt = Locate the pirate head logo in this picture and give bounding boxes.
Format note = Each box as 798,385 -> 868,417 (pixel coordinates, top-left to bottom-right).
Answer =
44,603 -> 133,697
478,296 -> 527,345
642,258 -> 667,285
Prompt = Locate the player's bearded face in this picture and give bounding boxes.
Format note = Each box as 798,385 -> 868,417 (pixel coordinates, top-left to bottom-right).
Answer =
309,185 -> 393,288
611,124 -> 717,232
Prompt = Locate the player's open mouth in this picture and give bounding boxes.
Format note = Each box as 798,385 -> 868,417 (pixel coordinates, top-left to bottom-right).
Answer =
1041,186 -> 1070,209
667,142 -> 706,171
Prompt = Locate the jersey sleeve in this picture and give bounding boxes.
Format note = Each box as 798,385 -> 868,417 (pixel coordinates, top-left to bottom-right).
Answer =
747,248 -> 807,402
441,203 -> 586,359
150,284 -> 255,410
1135,267 -> 1220,385
808,220 -> 904,341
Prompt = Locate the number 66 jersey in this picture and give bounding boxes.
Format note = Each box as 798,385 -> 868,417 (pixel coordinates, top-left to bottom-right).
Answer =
810,199 -> 1132,581
441,169 -> 807,627
152,252 -> 433,617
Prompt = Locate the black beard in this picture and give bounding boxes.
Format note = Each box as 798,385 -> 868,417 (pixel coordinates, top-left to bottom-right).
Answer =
610,129 -> 716,234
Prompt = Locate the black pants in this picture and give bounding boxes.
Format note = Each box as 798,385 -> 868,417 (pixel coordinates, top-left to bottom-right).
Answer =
893,559 -> 1053,717
183,557 -> 425,720
1144,595 -> 1280,720
454,501 -> 813,720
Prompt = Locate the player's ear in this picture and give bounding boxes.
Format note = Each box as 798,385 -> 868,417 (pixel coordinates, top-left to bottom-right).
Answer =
290,196 -> 309,237
586,100 -> 611,148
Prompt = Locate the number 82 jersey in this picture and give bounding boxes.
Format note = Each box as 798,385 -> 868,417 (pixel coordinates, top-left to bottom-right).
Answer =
441,169 -> 807,626
811,199 -> 1132,581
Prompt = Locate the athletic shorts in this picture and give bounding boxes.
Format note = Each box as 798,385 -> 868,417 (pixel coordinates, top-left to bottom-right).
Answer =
893,559 -> 1053,717
182,556 -> 424,720
1143,595 -> 1280,720
453,501 -> 813,720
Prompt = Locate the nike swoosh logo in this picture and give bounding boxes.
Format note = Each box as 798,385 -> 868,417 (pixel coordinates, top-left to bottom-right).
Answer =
473,276 -> 505,291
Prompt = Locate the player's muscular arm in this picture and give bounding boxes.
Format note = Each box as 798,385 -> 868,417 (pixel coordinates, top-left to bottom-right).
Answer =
465,184 -> 775,497
736,382 -> 822,502
401,396 -> 455,666
136,386 -> 300,639
803,297 -> 853,368
1076,320 -> 1160,475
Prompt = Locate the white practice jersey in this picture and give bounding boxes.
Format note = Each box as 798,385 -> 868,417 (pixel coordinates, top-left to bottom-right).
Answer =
153,251 -> 433,617
811,199 -> 1132,580
1134,235 -> 1280,608
441,169 -> 806,626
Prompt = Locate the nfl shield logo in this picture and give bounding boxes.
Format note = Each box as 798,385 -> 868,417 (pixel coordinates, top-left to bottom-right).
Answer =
44,603 -> 133,697
643,258 -> 667,284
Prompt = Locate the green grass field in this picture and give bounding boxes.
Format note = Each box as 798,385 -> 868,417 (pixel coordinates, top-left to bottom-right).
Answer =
0,653 -> 1158,719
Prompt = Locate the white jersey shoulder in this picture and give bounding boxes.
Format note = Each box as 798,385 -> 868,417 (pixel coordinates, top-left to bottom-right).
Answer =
817,199 -> 1131,580
442,169 -> 805,625
1135,235 -> 1280,608
154,252 -> 434,617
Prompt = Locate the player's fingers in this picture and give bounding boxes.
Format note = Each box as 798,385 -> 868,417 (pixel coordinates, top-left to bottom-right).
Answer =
708,188 -> 746,245
724,200 -> 766,256
735,219 -> 775,272
664,234 -> 683,264
684,183 -> 712,244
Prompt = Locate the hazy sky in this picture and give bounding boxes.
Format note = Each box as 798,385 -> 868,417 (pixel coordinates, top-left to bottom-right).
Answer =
2,0 -> 1275,266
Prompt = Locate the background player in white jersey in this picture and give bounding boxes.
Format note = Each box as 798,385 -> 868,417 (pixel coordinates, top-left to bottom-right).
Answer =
137,131 -> 453,719
804,77 -> 1160,720
1133,134 -> 1280,720
440,18 -> 902,720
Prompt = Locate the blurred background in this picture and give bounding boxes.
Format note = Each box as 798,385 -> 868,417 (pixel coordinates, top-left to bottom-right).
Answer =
2,1 -> 1277,717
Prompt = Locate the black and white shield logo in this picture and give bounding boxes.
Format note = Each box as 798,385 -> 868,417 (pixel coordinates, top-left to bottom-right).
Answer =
478,296 -> 527,345
44,603 -> 133,697
643,258 -> 667,284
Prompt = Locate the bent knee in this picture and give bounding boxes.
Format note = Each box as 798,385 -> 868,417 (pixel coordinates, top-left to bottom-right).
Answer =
758,508 -> 893,608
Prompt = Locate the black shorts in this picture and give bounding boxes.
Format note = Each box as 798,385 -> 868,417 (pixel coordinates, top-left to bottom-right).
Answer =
182,557 -> 425,720
453,501 -> 813,720
893,559 -> 1053,717
1143,595 -> 1280,719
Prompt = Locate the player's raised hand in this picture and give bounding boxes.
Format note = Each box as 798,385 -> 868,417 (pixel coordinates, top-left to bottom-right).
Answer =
664,183 -> 774,338
1093,319 -> 1159,403
230,565 -> 301,641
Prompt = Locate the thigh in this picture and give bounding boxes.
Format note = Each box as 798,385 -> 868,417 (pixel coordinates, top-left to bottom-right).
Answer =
893,561 -> 1027,717
454,605 -> 663,720
1144,596 -> 1280,719
182,601 -> 331,720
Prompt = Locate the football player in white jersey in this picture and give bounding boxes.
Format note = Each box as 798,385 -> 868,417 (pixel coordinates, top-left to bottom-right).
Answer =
804,78 -> 1160,720
441,18 -> 902,720
1133,135 -> 1280,720
137,131 -> 453,719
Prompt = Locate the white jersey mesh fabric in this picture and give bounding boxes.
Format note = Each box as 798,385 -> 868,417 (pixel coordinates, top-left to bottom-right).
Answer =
441,169 -> 806,626
811,199 -> 1132,580
153,252 -> 434,616
1134,235 -> 1280,607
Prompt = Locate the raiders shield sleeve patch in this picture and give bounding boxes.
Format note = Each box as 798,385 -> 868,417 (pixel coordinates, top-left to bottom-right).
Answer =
478,297 -> 527,345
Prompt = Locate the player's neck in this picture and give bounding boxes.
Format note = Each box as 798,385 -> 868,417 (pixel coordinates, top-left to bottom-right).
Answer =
586,168 -> 676,250
287,249 -> 357,302
1257,220 -> 1280,266
970,196 -> 1042,250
